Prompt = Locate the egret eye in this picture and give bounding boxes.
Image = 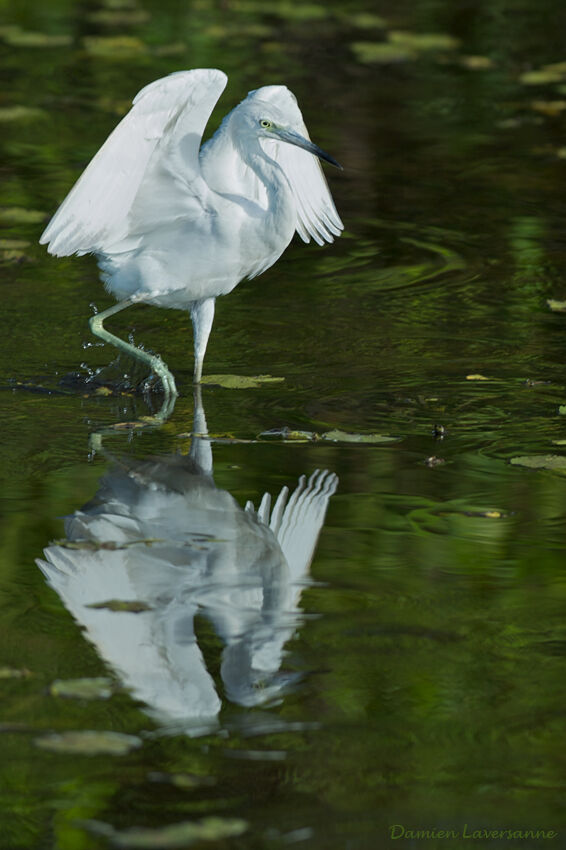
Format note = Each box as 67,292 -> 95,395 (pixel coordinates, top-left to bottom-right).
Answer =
259,119 -> 272,129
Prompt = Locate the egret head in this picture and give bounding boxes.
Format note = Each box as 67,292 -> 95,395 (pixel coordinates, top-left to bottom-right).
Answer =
234,85 -> 342,169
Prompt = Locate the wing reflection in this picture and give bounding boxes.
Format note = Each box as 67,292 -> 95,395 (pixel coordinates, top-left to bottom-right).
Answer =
37,394 -> 337,734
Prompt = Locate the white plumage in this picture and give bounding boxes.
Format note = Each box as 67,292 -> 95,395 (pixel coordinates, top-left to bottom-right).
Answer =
40,69 -> 342,395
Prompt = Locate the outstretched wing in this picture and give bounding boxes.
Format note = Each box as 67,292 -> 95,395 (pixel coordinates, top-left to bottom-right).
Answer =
40,69 -> 227,257
263,131 -> 343,246
200,84 -> 343,248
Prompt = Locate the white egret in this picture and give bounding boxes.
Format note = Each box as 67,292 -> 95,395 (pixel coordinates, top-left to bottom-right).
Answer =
40,69 -> 343,400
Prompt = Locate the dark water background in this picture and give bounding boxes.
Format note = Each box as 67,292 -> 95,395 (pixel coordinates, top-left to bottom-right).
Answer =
3,0 -> 566,847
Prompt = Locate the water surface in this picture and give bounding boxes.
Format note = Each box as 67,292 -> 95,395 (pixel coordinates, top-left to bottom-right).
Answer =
2,0 -> 566,847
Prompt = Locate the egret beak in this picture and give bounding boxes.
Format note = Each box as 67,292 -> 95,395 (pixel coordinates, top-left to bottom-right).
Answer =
274,127 -> 343,169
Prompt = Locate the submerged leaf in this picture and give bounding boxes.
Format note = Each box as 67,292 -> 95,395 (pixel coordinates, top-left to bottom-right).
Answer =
50,677 -> 114,700
510,455 -> 566,471
200,374 -> 284,389
35,730 -> 142,755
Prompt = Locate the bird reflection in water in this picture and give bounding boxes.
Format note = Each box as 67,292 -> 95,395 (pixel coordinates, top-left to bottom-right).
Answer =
38,393 -> 337,735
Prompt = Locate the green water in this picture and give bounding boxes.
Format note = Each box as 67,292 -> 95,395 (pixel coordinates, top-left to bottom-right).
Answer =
3,0 -> 566,847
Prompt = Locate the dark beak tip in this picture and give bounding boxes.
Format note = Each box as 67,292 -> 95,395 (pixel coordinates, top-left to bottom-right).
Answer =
320,151 -> 343,170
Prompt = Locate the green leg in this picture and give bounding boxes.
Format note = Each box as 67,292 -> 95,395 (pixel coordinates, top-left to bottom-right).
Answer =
89,298 -> 178,403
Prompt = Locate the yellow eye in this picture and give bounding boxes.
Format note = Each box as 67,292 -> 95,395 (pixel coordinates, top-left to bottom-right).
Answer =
259,119 -> 272,129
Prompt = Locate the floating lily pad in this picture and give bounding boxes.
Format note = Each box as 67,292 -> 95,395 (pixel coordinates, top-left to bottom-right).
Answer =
351,41 -> 415,64
110,421 -> 147,429
205,23 -> 271,39
101,0 -> 140,8
0,666 -> 32,679
542,61 -> 566,75
236,1 -> 326,20
259,427 -> 398,444
87,9 -> 150,26
259,428 -> 317,442
35,730 -> 142,755
530,99 -> 566,115
82,817 -> 248,848
50,677 -> 114,700
87,599 -> 153,613
519,69 -> 564,85
200,374 -> 284,389
0,25 -> 72,47
0,207 -> 45,225
547,299 -> 566,312
83,35 -> 148,57
459,55 -> 495,70
0,106 -> 46,122
510,455 -> 566,471
322,429 -> 399,444
0,239 -> 30,249
0,238 -> 32,262
348,12 -> 388,29
79,817 -> 248,850
388,30 -> 460,51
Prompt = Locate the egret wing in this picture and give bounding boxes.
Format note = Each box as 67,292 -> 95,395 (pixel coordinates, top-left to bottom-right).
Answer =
263,123 -> 343,246
40,69 -> 227,257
